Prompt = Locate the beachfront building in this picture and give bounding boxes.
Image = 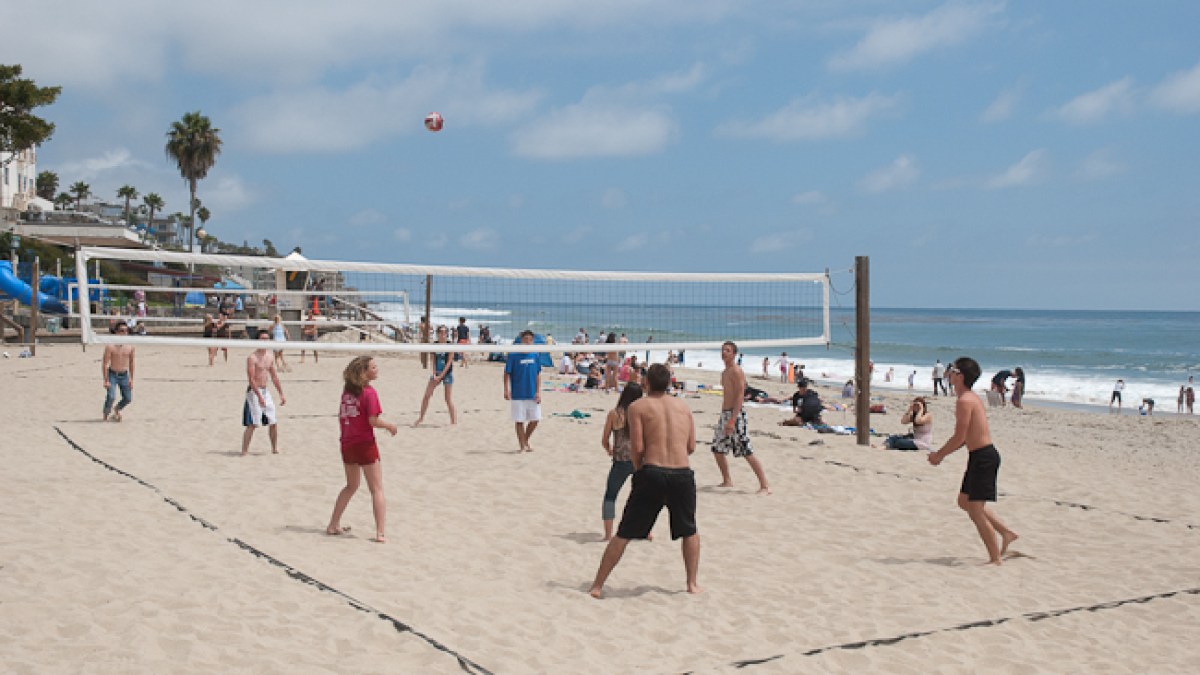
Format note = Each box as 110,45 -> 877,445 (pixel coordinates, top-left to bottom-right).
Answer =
0,148 -> 39,211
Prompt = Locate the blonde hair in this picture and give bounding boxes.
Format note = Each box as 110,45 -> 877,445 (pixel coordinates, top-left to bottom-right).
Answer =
343,356 -> 374,396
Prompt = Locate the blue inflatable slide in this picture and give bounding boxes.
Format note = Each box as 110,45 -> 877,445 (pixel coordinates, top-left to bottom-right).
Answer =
0,261 -> 69,314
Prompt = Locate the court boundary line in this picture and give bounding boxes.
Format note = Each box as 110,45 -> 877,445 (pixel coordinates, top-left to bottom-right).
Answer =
53,426 -> 493,675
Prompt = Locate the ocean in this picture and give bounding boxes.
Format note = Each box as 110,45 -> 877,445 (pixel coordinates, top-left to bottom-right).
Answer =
383,303 -> 1199,409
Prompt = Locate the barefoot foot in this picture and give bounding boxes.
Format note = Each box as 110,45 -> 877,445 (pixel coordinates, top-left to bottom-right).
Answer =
716,481 -> 734,488
372,534 -> 386,543
326,526 -> 351,536
687,583 -> 704,594
1001,532 -> 1020,556
588,586 -> 603,599
757,487 -> 772,496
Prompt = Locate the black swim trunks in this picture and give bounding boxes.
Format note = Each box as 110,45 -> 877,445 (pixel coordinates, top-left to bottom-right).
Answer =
960,444 -> 1001,502
616,465 -> 697,540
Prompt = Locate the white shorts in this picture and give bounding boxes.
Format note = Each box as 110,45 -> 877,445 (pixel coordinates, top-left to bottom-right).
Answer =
243,387 -> 277,427
510,399 -> 541,423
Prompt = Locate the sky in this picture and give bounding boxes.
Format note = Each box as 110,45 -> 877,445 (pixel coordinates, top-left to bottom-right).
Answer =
3,1 -> 1199,310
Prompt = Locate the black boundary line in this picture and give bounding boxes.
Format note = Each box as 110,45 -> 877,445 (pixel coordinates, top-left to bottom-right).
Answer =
746,435 -> 1200,531
52,426 -> 492,675
718,586 -> 1200,669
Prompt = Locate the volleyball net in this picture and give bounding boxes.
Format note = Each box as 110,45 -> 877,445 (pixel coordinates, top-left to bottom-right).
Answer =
74,247 -> 830,354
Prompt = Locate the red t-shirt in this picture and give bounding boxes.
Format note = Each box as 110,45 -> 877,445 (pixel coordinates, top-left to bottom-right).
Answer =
339,386 -> 381,447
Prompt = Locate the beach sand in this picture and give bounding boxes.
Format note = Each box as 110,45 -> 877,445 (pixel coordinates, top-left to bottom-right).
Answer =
3,343 -> 1199,673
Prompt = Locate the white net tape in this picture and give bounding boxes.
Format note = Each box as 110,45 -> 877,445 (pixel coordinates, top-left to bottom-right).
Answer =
75,247 -> 830,354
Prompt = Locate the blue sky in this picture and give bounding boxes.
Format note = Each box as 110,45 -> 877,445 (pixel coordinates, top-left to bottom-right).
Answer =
4,1 -> 1199,310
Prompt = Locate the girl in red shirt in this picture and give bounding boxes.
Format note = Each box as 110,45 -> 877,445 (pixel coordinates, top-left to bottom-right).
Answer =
327,356 -> 398,542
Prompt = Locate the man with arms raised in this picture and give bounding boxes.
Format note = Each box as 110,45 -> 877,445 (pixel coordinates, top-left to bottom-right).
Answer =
243,330 -> 287,455
928,357 -> 1019,565
589,364 -> 701,598
713,341 -> 771,494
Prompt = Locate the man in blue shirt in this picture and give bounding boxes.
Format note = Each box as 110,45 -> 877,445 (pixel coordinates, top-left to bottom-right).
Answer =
504,330 -> 543,452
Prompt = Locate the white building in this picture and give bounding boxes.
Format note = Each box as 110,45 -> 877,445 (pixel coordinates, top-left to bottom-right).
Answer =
0,148 -> 39,210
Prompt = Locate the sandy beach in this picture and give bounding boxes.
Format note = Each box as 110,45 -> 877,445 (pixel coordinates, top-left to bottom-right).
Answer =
3,342 -> 1199,673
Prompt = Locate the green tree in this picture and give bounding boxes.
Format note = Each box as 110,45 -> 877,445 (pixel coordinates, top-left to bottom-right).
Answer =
36,170 -> 58,200
69,181 -> 90,209
165,111 -> 222,255
53,191 -> 73,210
142,192 -> 164,243
0,65 -> 62,206
116,184 -> 138,226
263,239 -> 278,257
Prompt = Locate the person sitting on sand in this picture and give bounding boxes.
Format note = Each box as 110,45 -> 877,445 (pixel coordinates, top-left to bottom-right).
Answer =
780,378 -> 827,427
600,384 -> 643,541
327,356 -> 398,543
885,396 -> 932,450
928,357 -> 1019,565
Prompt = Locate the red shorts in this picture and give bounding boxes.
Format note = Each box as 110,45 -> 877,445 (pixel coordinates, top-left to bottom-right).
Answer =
457,338 -> 469,345
340,440 -> 379,465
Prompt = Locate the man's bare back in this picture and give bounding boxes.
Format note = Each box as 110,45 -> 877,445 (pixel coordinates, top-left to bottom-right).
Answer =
721,363 -> 745,412
953,390 -> 992,452
628,393 -> 695,469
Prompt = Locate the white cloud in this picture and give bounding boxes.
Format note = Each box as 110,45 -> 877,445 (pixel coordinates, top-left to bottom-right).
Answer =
201,175 -> 255,212
828,2 -> 1003,71
716,92 -> 900,141
1026,232 -> 1096,248
601,188 -> 628,209
792,190 -> 827,205
1077,149 -> 1125,181
460,228 -> 499,250
858,155 -> 919,193
749,229 -> 812,254
511,104 -> 679,160
987,149 -> 1048,189
393,227 -> 412,242
348,209 -> 387,227
562,226 -> 592,244
981,84 -> 1021,123
57,148 -> 151,180
1149,61 -> 1200,114
231,63 -> 542,154
1050,77 -> 1135,124
616,233 -> 649,251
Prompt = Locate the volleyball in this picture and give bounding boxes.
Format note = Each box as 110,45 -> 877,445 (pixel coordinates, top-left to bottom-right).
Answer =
424,112 -> 444,132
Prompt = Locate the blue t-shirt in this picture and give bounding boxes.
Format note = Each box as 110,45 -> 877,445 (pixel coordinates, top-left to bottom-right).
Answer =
505,352 -> 541,400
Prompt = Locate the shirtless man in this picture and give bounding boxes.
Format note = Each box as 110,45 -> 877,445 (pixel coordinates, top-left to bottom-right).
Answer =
242,331 -> 287,455
712,341 -> 771,494
928,357 -> 1019,565
101,322 -> 136,422
589,363 -> 701,598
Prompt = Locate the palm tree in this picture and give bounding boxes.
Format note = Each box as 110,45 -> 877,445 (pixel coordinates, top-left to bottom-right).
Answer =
142,193 -> 165,243
165,112 -> 222,254
69,181 -> 91,210
53,192 -> 73,210
116,185 -> 139,227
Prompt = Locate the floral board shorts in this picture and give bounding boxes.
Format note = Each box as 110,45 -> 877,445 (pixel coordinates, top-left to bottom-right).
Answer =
712,409 -> 753,457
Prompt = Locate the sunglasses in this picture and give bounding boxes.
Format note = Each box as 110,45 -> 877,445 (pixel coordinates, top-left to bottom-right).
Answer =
947,365 -> 961,374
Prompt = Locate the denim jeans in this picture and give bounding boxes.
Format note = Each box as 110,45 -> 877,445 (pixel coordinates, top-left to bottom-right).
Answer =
104,370 -> 132,416
602,460 -> 635,520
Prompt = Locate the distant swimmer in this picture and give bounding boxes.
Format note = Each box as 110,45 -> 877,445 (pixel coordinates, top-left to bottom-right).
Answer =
928,357 -> 1019,565
589,364 -> 701,598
